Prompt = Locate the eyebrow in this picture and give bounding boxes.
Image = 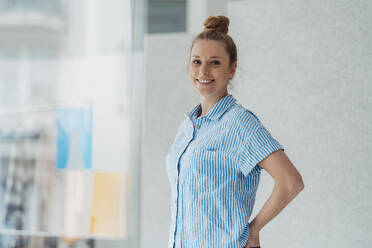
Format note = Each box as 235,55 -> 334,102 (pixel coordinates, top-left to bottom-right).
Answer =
192,55 -> 222,58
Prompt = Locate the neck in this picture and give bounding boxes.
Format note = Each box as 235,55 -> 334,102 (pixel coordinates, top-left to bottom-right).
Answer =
199,91 -> 228,117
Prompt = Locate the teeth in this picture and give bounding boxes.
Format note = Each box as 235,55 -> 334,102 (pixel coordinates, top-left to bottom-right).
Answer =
198,79 -> 213,83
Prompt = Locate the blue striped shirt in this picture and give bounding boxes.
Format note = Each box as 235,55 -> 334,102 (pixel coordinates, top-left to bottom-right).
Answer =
165,94 -> 284,248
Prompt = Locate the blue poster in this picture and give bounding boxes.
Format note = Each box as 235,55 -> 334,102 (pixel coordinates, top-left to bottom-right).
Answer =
56,108 -> 93,170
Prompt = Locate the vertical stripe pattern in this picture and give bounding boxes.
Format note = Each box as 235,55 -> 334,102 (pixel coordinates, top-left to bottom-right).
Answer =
165,94 -> 284,248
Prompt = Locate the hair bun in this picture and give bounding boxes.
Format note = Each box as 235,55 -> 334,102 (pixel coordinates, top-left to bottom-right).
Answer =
203,15 -> 230,34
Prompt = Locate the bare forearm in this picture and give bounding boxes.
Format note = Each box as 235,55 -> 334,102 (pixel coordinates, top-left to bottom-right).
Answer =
249,182 -> 303,233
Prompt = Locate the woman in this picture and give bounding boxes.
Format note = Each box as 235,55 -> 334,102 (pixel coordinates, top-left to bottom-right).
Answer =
165,15 -> 304,248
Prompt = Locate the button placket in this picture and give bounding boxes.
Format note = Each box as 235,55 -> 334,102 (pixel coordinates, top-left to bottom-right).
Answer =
195,117 -> 203,131
173,121 -> 194,247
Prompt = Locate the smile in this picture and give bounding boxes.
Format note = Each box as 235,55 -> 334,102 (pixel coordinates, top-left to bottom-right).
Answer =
197,79 -> 215,84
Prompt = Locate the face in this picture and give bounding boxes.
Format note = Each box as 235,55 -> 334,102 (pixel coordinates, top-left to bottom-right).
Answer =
189,39 -> 237,100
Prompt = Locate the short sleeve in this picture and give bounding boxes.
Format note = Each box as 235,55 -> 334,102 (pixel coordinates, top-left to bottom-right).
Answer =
238,125 -> 284,177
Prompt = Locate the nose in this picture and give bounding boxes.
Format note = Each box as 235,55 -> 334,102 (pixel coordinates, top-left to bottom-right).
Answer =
199,64 -> 209,76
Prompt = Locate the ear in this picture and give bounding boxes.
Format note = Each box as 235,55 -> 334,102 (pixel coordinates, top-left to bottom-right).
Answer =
229,61 -> 237,79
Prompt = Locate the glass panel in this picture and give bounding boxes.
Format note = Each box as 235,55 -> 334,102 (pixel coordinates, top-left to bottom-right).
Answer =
0,0 -> 145,246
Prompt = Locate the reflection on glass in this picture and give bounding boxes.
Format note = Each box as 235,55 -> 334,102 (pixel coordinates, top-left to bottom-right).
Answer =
0,106 -> 130,240
0,0 -> 144,246
0,0 -> 65,15
56,108 -> 92,170
90,172 -> 130,237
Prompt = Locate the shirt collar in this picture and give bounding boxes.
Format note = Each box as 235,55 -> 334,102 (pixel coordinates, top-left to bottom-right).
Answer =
184,94 -> 237,121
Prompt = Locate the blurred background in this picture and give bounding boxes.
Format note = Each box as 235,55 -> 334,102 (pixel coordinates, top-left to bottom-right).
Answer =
0,0 -> 143,247
0,0 -> 371,248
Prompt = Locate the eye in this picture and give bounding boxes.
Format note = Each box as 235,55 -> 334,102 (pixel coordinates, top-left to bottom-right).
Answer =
210,60 -> 220,65
192,60 -> 201,64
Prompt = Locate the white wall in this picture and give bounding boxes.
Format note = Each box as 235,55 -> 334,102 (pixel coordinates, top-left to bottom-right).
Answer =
187,0 -> 228,34
228,0 -> 372,247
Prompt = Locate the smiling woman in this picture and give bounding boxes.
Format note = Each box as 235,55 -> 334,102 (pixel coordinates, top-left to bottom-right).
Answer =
188,16 -> 238,117
189,40 -> 235,105
166,15 -> 304,248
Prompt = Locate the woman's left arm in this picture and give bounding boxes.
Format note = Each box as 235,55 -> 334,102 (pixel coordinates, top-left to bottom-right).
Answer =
249,149 -> 304,236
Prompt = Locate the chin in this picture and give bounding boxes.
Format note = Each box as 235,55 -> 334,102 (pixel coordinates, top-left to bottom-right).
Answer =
196,90 -> 217,97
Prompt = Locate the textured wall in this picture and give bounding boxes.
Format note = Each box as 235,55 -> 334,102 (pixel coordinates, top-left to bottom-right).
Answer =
228,0 -> 372,247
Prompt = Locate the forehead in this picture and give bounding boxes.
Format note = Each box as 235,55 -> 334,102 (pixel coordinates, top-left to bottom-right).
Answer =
191,40 -> 228,58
